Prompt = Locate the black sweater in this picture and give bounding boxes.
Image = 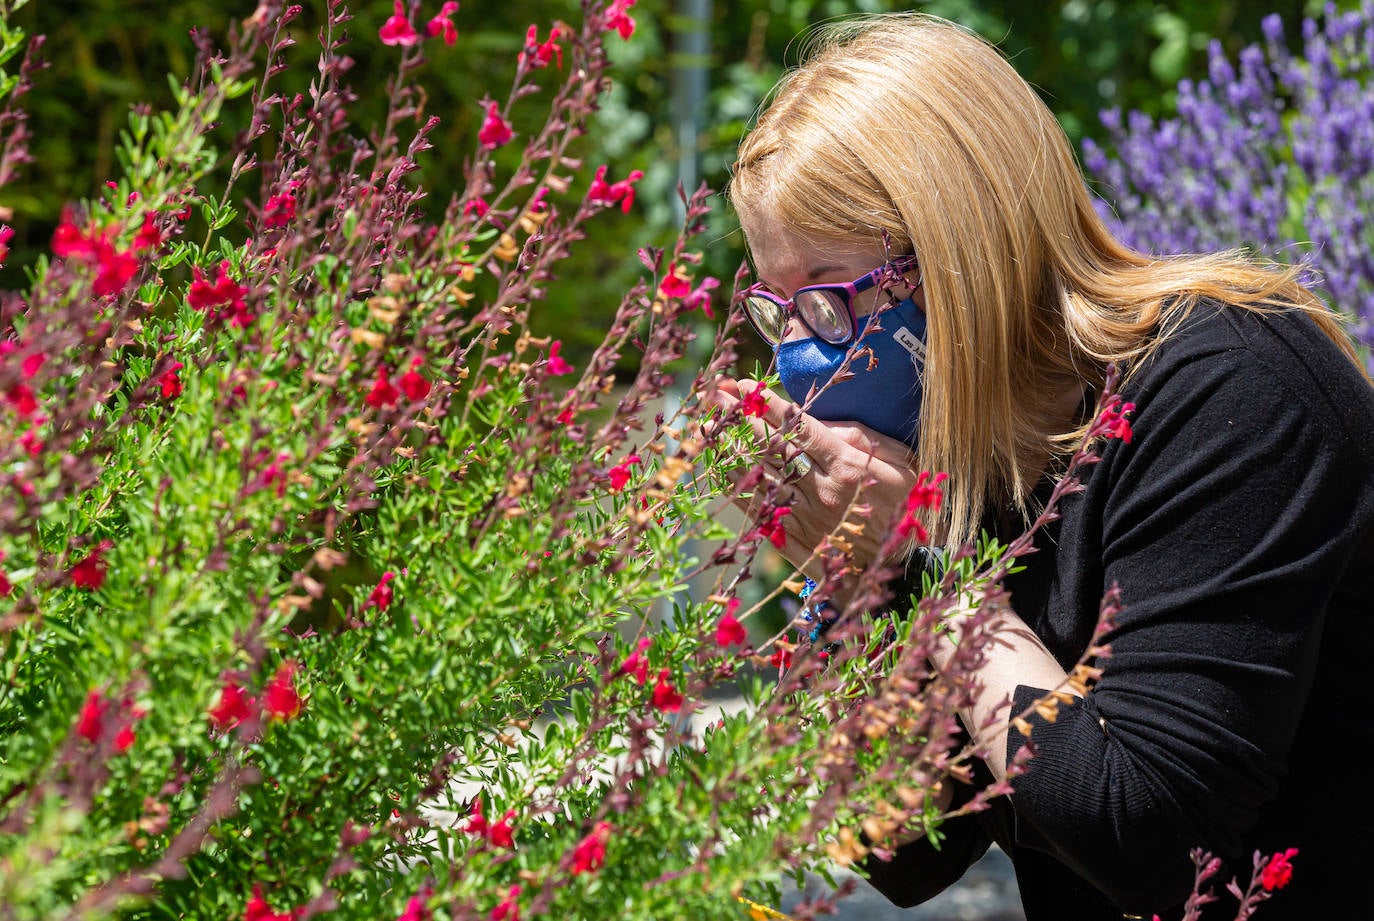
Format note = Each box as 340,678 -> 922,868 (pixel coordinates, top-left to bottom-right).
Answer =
862,304 -> 1374,919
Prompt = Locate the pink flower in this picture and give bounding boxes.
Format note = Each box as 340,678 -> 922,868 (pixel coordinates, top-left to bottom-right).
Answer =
545,340 -> 573,376
263,661 -> 303,721
896,471 -> 948,543
477,102 -> 513,149
715,598 -> 747,647
21,351 -> 46,379
463,196 -> 489,218
0,224 -> 12,264
616,637 -> 651,685
1261,847 -> 1299,891
605,0 -> 636,39
587,164 -> 644,213
570,821 -> 612,874
208,679 -> 256,731
19,428 -> 43,457
740,381 -> 768,418
490,885 -> 521,921
426,1 -> 459,45
368,571 -> 396,611
71,540 -> 112,590
366,366 -> 402,409
1097,399 -> 1136,443
399,358 -> 431,400
683,276 -> 720,318
254,451 -> 291,499
133,212 -> 164,251
520,24 -> 562,68
159,361 -> 185,399
261,192 -> 297,229
651,668 -> 683,713
606,453 -> 641,492
379,0 -> 420,46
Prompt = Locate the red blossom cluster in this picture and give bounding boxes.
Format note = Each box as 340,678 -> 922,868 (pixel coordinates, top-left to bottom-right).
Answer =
158,361 -> 184,400
187,261 -> 254,327
490,884 -> 521,921
243,884 -> 302,921
260,191 -> 297,229
365,359 -> 431,409
570,820 -> 613,874
753,506 -> 790,550
75,688 -> 143,753
656,262 -> 720,316
70,540 -> 113,590
478,102 -> 514,150
379,1 -> 459,47
895,470 -> 948,543
463,795 -> 517,849
651,668 -> 683,712
2,340 -> 48,433
605,0 -> 636,39
606,453 -> 641,492
1260,847 -> 1299,891
51,212 -> 142,297
520,24 -> 562,68
739,381 -> 768,418
616,637 -> 651,685
715,598 -> 747,648
1096,397 -> 1136,443
587,165 -> 644,214
210,661 -> 304,732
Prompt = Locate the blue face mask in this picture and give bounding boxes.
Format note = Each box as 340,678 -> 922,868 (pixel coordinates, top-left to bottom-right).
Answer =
775,296 -> 927,447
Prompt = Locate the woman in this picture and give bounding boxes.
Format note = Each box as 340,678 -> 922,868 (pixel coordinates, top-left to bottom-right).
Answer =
711,13 -> 1374,921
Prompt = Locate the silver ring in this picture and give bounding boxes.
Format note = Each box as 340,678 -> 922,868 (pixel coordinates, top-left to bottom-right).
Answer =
788,451 -> 814,477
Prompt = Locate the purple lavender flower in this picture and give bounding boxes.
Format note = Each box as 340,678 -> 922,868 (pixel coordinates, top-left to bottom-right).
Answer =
1084,2 -> 1374,368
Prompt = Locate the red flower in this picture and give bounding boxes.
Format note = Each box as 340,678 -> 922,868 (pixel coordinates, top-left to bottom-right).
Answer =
740,381 -> 769,418
21,351 -> 46,379
366,367 -> 402,409
263,661 -> 303,721
520,24 -> 562,68
463,196 -> 489,218
651,669 -> 683,712
683,276 -> 720,318
545,340 -> 574,376
0,554 -> 12,598
463,795 -> 488,836
605,0 -> 636,39
76,689 -> 140,752
209,679 -> 256,731
6,383 -> 37,418
488,809 -> 516,848
587,165 -> 644,214
768,646 -> 793,671
397,894 -> 432,921
188,261 -> 254,327
52,213 -> 101,261
658,266 -> 692,300
71,540 -> 112,590
244,885 -> 298,921
570,820 -> 612,874
0,224 -> 12,264
756,506 -> 791,550
159,361 -> 185,399
379,0 -> 420,46
92,245 -> 138,297
253,452 -> 291,499
368,571 -> 396,611
1097,399 -> 1136,444
1260,847 -> 1299,891
477,102 -> 513,149
616,637 -> 651,685
399,358 -> 431,400
261,193 -> 297,229
606,454 -> 641,492
426,1 -> 459,46
555,406 -> 575,426
19,428 -> 43,457
896,471 -> 948,542
133,212 -> 164,252
715,599 -> 747,647
490,885 -> 521,921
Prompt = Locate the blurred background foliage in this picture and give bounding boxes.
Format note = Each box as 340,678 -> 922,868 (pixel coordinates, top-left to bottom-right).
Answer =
0,0 -> 1351,372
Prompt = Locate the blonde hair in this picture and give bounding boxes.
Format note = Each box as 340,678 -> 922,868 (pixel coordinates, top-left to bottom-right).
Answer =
729,13 -> 1360,551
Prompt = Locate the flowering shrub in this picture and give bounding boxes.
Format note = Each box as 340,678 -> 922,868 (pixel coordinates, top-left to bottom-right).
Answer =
0,3 -> 1300,920
1083,0 -> 1374,370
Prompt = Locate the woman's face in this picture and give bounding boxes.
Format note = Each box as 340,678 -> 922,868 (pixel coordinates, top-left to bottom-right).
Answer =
740,213 -> 923,343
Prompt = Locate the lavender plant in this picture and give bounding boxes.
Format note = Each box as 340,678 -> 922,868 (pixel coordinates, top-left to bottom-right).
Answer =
0,3 -> 1305,920
1083,0 -> 1374,368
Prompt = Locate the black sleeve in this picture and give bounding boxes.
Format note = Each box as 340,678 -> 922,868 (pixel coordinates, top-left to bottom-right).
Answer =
1002,332 -> 1374,913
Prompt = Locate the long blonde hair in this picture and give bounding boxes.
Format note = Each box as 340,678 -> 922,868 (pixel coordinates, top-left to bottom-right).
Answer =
728,13 -> 1360,550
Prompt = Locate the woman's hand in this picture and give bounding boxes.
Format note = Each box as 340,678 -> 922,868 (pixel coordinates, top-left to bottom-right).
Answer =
703,377 -> 925,577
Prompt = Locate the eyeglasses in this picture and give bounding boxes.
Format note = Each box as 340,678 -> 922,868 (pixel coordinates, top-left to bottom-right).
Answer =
741,255 -> 920,346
